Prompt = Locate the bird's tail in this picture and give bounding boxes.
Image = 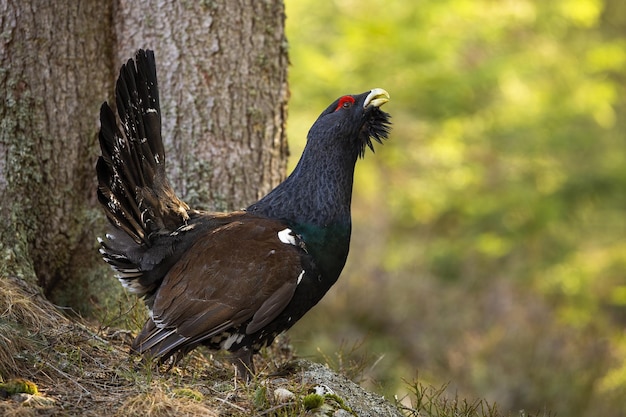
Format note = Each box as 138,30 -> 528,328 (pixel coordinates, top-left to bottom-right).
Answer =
96,49 -> 189,295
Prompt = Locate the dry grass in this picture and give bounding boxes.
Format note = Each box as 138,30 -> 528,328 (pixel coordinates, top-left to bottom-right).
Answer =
112,384 -> 218,417
0,274 -> 318,416
0,275 -> 68,378
395,380 -> 555,417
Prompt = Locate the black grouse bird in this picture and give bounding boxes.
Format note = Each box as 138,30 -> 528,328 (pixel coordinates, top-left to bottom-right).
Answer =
97,49 -> 391,378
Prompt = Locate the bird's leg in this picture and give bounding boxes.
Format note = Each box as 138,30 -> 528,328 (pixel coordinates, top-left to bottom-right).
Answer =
232,348 -> 254,381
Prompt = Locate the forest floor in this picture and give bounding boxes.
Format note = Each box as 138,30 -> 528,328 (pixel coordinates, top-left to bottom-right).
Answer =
0,276 -> 547,417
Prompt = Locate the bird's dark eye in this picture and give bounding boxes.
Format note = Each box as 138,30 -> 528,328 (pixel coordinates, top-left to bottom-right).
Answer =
335,96 -> 355,112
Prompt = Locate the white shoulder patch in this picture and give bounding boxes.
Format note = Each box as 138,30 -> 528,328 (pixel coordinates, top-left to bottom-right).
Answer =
278,228 -> 297,246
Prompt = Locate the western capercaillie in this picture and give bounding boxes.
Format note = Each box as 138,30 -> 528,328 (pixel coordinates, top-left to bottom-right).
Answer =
97,49 -> 391,378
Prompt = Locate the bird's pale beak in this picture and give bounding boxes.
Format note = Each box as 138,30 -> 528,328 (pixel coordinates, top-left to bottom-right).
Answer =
364,88 -> 390,109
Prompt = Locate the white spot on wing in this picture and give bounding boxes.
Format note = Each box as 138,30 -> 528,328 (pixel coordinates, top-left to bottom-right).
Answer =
170,223 -> 195,237
278,228 -> 296,246
118,277 -> 146,294
152,315 -> 165,327
296,270 -> 304,285
221,333 -> 245,350
178,224 -> 196,232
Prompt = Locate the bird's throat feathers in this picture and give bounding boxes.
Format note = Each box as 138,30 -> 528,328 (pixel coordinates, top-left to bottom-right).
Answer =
248,138 -> 357,227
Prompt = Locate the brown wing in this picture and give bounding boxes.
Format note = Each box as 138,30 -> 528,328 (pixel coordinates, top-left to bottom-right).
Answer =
132,215 -> 304,357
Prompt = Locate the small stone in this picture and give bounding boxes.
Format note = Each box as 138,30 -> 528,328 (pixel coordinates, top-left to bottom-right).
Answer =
268,377 -> 290,386
313,384 -> 335,395
12,393 -> 56,406
273,387 -> 295,403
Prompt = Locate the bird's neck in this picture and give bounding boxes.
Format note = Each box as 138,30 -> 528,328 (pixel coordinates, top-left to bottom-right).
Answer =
249,145 -> 358,227
247,146 -> 358,279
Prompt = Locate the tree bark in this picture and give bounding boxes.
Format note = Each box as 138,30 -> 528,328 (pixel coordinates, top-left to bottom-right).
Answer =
0,0 -> 114,295
114,0 -> 289,211
0,0 -> 289,311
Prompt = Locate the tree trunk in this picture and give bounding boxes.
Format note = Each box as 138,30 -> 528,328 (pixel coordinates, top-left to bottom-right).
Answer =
0,0 -> 288,312
0,0 -> 114,296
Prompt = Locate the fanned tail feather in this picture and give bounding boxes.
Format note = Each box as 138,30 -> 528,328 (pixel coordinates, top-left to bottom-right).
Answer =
97,49 -> 189,296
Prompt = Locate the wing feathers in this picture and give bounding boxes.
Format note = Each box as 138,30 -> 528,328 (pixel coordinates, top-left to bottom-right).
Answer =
246,279 -> 299,334
131,216 -> 307,360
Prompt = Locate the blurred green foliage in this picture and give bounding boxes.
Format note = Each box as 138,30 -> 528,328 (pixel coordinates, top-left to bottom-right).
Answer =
284,0 -> 626,416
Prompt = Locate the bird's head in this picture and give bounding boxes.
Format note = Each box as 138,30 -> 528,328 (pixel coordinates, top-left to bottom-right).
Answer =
308,88 -> 392,158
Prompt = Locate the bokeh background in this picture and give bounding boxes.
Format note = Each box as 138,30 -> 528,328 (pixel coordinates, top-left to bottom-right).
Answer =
282,1 -> 626,416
